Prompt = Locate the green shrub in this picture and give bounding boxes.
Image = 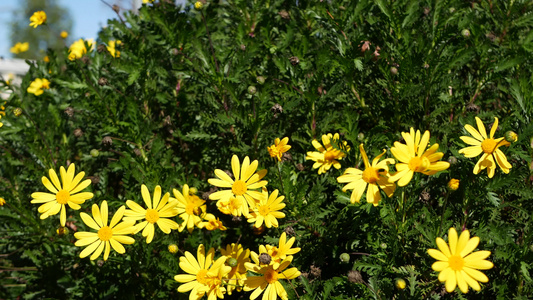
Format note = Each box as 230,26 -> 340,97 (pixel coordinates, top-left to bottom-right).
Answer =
1,0 -> 532,299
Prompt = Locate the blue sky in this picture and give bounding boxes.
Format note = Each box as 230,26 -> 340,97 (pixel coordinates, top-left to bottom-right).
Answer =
0,0 -> 137,58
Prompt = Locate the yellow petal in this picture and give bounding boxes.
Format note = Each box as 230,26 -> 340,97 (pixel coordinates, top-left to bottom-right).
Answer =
464,124 -> 484,141
456,230 -> 470,255
448,228 -> 458,255
475,117 -> 488,139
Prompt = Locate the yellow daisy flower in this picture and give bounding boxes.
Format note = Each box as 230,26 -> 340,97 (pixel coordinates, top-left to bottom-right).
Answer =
29,11 -> 47,28
68,39 -> 93,61
389,128 -> 450,186
31,164 -> 93,226
258,232 -> 301,269
458,117 -> 511,178
123,184 -> 179,243
208,155 -> 267,216
428,227 -> 494,293
247,189 -> 285,228
27,78 -> 50,96
244,255 -> 301,300
74,200 -> 136,261
305,133 -> 349,174
220,243 -> 250,295
337,144 -> 396,206
267,137 -> 291,161
173,184 -> 206,233
174,244 -> 232,300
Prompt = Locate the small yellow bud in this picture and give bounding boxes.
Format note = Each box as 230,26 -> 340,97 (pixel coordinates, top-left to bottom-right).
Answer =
56,226 -> 69,235
194,1 -> 203,10
168,244 -> 179,254
0,197 -> 5,206
60,31 -> 68,39
13,108 -> 22,117
43,56 -> 50,63
504,131 -> 517,143
395,278 -> 406,290
447,179 -> 460,191
189,187 -> 198,195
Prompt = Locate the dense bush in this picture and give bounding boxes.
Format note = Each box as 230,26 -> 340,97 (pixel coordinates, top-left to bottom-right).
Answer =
1,0 -> 533,299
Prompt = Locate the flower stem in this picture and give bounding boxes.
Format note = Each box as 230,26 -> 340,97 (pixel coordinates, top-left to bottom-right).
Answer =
437,193 -> 450,237
277,161 -> 285,195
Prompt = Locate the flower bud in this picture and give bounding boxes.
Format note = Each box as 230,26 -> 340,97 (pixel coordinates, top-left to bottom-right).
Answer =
13,108 -> 22,117
447,156 -> 458,165
90,149 -> 100,157
0,198 -> 5,206
339,253 -> 350,263
390,67 -> 398,75
256,76 -> 266,85
447,178 -> 460,191
248,86 -> 257,95
395,278 -> 407,290
56,226 -> 69,235
504,131 -> 517,143
194,1 -> 203,10
461,29 -> 471,38
227,258 -> 238,267
168,244 -> 179,254
189,187 -> 198,195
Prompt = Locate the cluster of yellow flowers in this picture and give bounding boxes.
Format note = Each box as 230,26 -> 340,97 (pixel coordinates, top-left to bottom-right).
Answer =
175,232 -> 301,300
30,164 -> 227,261
303,117 -> 515,207
209,155 -> 286,229
10,42 -> 29,54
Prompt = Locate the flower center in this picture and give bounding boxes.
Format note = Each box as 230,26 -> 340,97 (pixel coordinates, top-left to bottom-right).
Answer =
258,205 -> 270,216
145,209 -> 159,223
98,226 -> 113,241
185,203 -> 196,215
324,150 -> 336,161
264,269 -> 279,284
56,190 -> 70,204
362,167 -> 379,183
481,138 -> 497,154
232,180 -> 247,196
448,255 -> 464,271
196,269 -> 209,284
408,156 -> 429,172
